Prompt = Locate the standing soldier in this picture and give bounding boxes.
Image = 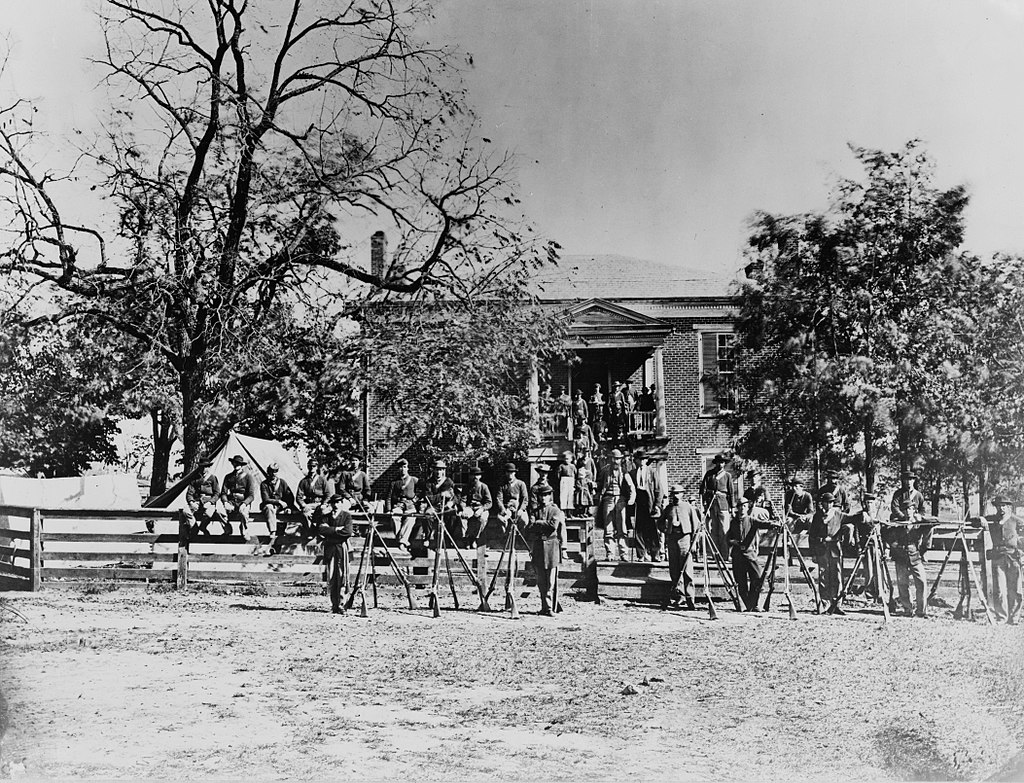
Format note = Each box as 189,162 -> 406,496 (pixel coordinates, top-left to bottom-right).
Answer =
699,454 -> 735,562
390,458 -> 421,551
526,484 -> 564,616
318,493 -> 354,615
297,459 -> 333,535
973,496 -> 1023,624
496,463 -> 530,532
529,464 -> 554,516
810,492 -> 845,611
596,448 -> 636,561
886,475 -> 930,618
259,463 -> 295,556
459,465 -> 492,549
570,389 -> 589,434
729,499 -> 769,611
589,383 -> 607,442
630,449 -> 664,562
220,455 -> 259,539
662,484 -> 701,610
340,455 -> 370,505
184,459 -> 225,536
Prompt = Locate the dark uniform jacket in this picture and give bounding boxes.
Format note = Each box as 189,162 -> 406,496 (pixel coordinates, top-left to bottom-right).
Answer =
662,499 -> 701,536
700,467 -> 735,511
297,474 -> 333,507
319,508 -> 354,542
496,478 -> 529,515
186,475 -> 220,506
597,465 -> 636,503
388,475 -> 420,510
260,477 -> 295,509
461,480 -> 492,513
221,470 -> 259,506
341,470 -> 370,502
425,477 -> 455,512
630,465 -> 664,515
728,509 -> 763,557
528,504 -> 565,569
984,512 -> 1024,562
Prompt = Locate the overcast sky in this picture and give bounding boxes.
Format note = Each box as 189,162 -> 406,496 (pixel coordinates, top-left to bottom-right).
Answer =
6,0 -> 1024,276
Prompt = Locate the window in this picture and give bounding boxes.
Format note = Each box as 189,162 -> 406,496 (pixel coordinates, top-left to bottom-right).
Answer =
699,330 -> 738,415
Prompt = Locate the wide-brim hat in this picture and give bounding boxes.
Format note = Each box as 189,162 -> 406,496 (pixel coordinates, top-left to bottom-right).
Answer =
992,495 -> 1011,506
712,454 -> 727,464
469,465 -> 483,475
633,449 -> 646,460
610,449 -> 623,459
534,463 -> 551,473
229,455 -> 248,466
669,484 -> 684,494
504,462 -> 518,472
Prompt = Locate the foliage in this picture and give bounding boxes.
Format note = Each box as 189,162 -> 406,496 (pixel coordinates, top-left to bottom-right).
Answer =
0,324 -> 120,476
356,292 -> 570,464
735,141 -> 970,490
0,0 -> 558,472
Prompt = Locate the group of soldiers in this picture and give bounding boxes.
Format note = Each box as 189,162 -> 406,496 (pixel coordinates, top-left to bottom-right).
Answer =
182,448 -> 1023,624
540,380 -> 657,445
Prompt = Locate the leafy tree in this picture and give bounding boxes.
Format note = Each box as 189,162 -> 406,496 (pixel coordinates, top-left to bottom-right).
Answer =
736,141 -> 969,492
0,325 -> 120,476
0,0 -> 556,473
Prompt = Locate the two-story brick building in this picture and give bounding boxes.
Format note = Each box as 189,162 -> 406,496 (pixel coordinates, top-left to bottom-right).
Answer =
363,253 -> 745,497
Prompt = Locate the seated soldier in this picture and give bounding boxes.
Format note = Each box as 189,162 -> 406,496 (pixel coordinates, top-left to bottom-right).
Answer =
296,459 -> 334,535
260,462 -> 296,555
459,465 -> 492,549
220,455 -> 259,539
183,459 -> 227,536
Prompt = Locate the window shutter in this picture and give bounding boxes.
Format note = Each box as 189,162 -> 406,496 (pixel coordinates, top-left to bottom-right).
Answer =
701,333 -> 720,415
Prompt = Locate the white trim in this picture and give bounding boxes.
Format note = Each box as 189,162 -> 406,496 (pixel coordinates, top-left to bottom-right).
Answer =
691,323 -> 735,333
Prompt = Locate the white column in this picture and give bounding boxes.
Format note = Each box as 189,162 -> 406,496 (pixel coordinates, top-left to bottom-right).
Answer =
654,346 -> 667,437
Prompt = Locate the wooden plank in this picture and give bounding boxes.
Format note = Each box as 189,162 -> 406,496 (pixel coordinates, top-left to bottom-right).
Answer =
39,552 -> 177,563
0,530 -> 33,542
39,509 -> 180,520
0,563 -> 33,579
189,553 -> 319,565
42,567 -> 176,581
0,505 -> 37,518
187,570 -> 322,583
30,510 -> 41,592
43,533 -> 179,544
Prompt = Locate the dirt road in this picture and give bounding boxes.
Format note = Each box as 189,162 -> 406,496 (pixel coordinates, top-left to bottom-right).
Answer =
1,588 -> 1022,780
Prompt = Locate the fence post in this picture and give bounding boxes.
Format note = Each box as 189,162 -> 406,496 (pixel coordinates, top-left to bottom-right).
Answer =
30,509 -> 42,592
177,511 -> 190,591
584,514 -> 598,602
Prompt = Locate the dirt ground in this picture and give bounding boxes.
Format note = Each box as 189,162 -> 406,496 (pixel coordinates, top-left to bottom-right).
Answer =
0,585 -> 1022,781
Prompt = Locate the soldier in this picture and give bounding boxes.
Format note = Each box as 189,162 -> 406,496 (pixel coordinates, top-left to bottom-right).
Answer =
296,459 -> 333,535
526,484 -> 564,616
886,476 -> 930,618
810,492 -> 845,611
573,419 -> 598,457
973,495 -> 1023,624
340,455 -> 370,505
729,497 -> 768,611
318,493 -> 354,614
496,463 -> 530,531
574,455 -> 596,516
589,383 -> 607,441
183,459 -> 226,536
699,454 -> 735,563
459,465 -> 492,549
555,451 -> 577,512
570,389 -> 589,431
259,462 -> 295,556
596,448 -> 636,561
424,459 -> 457,546
529,463 -> 554,516
220,455 -> 259,538
390,458 -> 421,551
630,449 -> 664,562
661,483 -> 701,610
786,477 -> 815,563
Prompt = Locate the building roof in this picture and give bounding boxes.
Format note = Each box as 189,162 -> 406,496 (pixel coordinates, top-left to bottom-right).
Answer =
531,255 -> 737,302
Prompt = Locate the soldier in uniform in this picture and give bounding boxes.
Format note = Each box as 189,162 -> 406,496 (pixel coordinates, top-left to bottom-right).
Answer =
459,465 -> 492,549
220,455 -> 259,538
259,462 -> 295,555
699,454 -> 735,562
389,458 -> 421,551
630,449 -> 664,562
529,464 -> 553,516
296,459 -> 334,535
596,448 -> 636,561
318,493 -> 354,614
183,459 -> 226,536
570,389 -> 589,432
885,477 -> 930,618
662,483 -> 701,610
424,459 -> 457,546
496,463 -> 529,532
340,455 -> 370,505
810,492 -> 845,611
526,484 -> 564,616
729,495 -> 768,611
786,477 -> 815,564
972,495 -> 1022,624
589,383 -> 607,441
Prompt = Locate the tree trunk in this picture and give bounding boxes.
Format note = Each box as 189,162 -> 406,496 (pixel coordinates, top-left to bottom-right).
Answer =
180,365 -> 204,475
863,422 -> 875,492
148,408 -> 177,496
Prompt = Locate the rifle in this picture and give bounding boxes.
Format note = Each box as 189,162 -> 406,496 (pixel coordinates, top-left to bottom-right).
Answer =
350,494 -> 419,611
422,494 -> 492,612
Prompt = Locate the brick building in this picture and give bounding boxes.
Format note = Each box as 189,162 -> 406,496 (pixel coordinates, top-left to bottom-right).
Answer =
363,254 -> 757,500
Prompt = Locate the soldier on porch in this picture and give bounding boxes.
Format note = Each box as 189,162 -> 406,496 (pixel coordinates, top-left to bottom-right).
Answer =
340,455 -> 370,505
589,383 -> 607,441
596,448 -> 636,561
297,459 -> 334,535
570,389 -> 589,432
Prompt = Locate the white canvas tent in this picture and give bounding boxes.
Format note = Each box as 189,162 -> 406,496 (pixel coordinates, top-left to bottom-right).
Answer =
0,473 -> 142,510
147,431 -> 305,510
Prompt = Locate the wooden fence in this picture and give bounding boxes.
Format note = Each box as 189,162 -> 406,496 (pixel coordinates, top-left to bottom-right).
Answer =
0,505 -> 599,596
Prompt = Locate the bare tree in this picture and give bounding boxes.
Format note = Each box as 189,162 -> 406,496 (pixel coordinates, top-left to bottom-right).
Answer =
0,0 -> 554,472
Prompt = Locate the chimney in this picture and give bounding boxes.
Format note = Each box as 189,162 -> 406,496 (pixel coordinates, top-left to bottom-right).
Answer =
370,231 -> 387,279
